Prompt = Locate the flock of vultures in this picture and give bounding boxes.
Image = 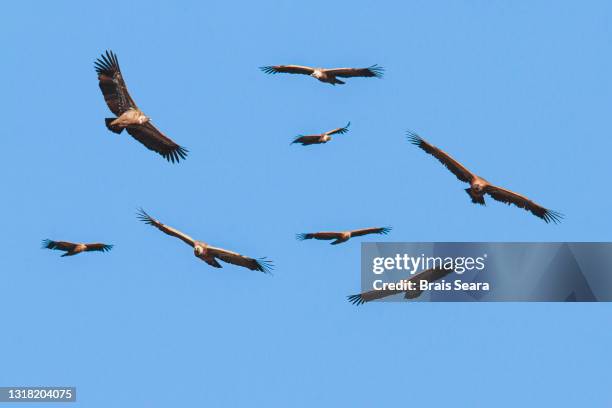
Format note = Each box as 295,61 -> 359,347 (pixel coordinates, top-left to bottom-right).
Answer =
42,50 -> 562,304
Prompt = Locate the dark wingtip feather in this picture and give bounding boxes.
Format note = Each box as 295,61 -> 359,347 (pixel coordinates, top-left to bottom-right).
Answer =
337,122 -> 351,134
296,233 -> 311,241
406,130 -> 424,146
379,226 -> 392,235
102,244 -> 114,252
41,239 -> 54,249
543,209 -> 564,224
136,208 -> 155,225
347,294 -> 366,306
368,64 -> 385,78
290,135 -> 304,145
162,145 -> 189,163
256,257 -> 274,274
259,66 -> 277,75
94,49 -> 120,75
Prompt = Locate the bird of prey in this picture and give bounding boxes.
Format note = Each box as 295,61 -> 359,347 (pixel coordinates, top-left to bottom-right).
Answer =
407,132 -> 563,223
94,50 -> 188,163
291,122 -> 350,146
260,64 -> 384,85
347,267 -> 453,305
137,209 -> 273,274
42,239 -> 113,257
296,227 -> 391,245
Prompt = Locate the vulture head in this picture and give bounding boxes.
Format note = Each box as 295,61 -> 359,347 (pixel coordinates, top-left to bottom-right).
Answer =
194,245 -> 204,256
311,70 -> 323,79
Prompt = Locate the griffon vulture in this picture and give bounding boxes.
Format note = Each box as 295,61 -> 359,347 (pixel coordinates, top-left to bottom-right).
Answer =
291,122 -> 350,146
260,64 -> 384,85
137,209 -> 273,274
407,132 -> 563,223
42,239 -> 113,257
94,50 -> 188,163
296,227 -> 391,245
347,267 -> 454,305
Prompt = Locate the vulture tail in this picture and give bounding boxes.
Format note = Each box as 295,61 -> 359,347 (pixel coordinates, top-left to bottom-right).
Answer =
465,188 -> 486,205
105,118 -> 123,134
334,78 -> 345,85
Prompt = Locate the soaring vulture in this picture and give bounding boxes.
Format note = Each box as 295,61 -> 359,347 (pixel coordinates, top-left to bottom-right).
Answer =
94,50 -> 188,163
137,209 -> 273,274
42,239 -> 113,257
407,132 -> 563,223
347,267 -> 454,305
291,122 -> 350,146
296,227 -> 391,245
260,64 -> 384,85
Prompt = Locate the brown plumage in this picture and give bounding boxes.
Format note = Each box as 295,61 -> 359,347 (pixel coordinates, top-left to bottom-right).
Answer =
137,209 -> 273,274
407,132 -> 563,223
291,122 -> 350,146
347,267 -> 454,305
42,239 -> 113,257
260,64 -> 383,85
296,227 -> 391,245
94,50 -> 188,163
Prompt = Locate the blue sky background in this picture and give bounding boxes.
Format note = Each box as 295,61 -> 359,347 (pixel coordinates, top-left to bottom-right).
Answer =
1,0 -> 612,406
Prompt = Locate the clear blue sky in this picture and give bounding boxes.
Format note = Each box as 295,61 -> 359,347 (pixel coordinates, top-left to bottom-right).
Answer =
1,0 -> 611,406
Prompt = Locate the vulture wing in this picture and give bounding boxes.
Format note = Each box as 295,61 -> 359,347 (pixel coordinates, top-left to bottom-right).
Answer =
136,208 -> 196,247
94,50 -> 137,116
126,122 -> 188,163
348,268 -> 453,305
84,243 -> 114,253
296,232 -> 343,241
484,185 -> 563,224
260,65 -> 315,76
326,122 -> 351,136
407,132 -> 475,183
291,135 -> 322,145
206,246 -> 273,274
349,226 -> 392,237
42,239 -> 76,252
325,65 -> 384,78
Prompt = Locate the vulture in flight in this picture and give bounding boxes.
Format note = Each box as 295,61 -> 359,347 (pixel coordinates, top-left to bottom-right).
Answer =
94,50 -> 188,163
407,132 -> 563,223
291,122 -> 350,146
260,64 -> 384,85
137,209 -> 273,274
347,267 -> 454,305
296,227 -> 391,245
42,239 -> 113,257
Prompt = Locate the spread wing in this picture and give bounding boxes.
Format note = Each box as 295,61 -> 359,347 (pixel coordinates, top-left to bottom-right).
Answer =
94,50 -> 137,116
206,246 -> 273,274
296,232 -> 343,241
42,239 -> 76,252
326,122 -> 350,136
325,65 -> 384,78
407,131 -> 475,183
136,208 -> 196,247
348,268 -> 453,305
126,122 -> 188,163
291,135 -> 322,145
349,226 -> 392,237
84,243 -> 114,253
260,65 -> 315,76
484,185 -> 563,223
